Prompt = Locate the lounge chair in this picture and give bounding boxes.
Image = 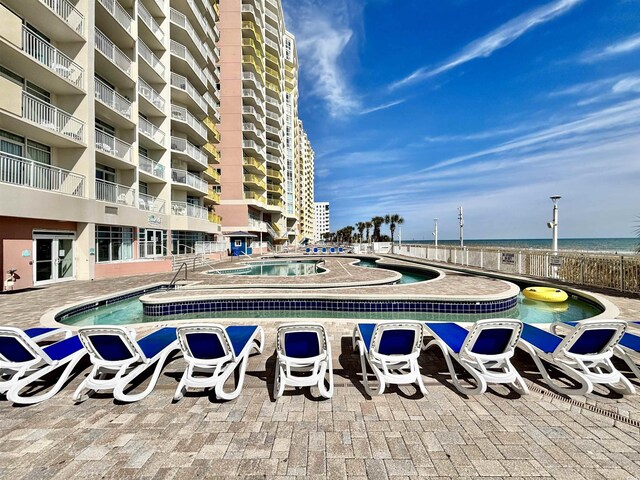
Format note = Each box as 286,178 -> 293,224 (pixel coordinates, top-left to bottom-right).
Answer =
1,326 -> 86,404
273,323 -> 333,399
329,247 -> 336,253
73,326 -> 179,403
174,324 -> 264,401
338,247 -> 344,253
313,247 -> 318,254
424,319 -> 528,395
352,321 -> 427,396
305,247 -> 311,254
518,320 -> 634,395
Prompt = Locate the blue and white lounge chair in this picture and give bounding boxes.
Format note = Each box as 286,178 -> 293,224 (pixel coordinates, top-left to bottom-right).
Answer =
329,247 -> 336,253
338,247 -> 344,253
73,326 -> 179,403
305,247 -> 311,254
313,247 -> 318,254
424,319 -> 528,395
273,323 -> 333,399
174,324 -> 264,401
352,321 -> 426,396
519,320 -> 634,395
322,247 -> 327,254
1,326 -> 86,404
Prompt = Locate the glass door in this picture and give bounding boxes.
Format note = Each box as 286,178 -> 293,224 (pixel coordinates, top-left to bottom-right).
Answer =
33,234 -> 75,285
34,237 -> 54,284
145,229 -> 163,257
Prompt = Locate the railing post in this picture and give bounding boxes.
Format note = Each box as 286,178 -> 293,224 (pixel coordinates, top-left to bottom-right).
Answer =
620,256 -> 624,292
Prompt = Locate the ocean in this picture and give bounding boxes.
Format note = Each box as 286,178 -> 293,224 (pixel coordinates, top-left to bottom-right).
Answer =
404,238 -> 638,255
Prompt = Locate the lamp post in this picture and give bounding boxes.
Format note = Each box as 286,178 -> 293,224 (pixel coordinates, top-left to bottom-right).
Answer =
549,196 -> 561,254
433,218 -> 438,247
458,206 -> 464,248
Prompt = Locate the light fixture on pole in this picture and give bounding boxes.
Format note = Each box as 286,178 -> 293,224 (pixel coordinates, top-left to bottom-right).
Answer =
433,218 -> 438,247
458,207 -> 464,248
547,196 -> 561,254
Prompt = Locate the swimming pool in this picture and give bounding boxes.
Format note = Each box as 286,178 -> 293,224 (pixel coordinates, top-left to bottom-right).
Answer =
210,260 -> 324,276
356,259 -> 439,284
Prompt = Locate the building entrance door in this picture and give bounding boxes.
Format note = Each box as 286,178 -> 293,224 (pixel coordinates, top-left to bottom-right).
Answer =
146,229 -> 163,257
33,233 -> 75,285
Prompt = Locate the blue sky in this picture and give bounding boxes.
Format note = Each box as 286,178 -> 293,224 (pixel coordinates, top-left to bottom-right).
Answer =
282,0 -> 640,240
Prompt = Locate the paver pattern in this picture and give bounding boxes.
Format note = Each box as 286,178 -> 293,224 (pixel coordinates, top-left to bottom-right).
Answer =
1,260 -> 639,479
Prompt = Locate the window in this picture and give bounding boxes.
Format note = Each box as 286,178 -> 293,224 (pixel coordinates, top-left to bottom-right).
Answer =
96,226 -> 134,262
139,228 -> 166,258
171,231 -> 212,254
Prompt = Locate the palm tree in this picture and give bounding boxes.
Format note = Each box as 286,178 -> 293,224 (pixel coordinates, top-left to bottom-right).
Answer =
384,214 -> 404,253
364,221 -> 372,243
355,222 -> 365,243
371,216 -> 384,242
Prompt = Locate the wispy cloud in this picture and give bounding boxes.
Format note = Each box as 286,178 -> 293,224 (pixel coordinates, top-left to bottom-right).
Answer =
283,0 -> 361,117
548,73 -> 640,106
390,0 -> 583,90
424,125 -> 535,143
581,33 -> 640,62
358,99 -> 407,115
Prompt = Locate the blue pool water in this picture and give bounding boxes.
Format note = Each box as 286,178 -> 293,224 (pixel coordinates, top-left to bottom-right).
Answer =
356,259 -> 438,284
214,261 -> 322,276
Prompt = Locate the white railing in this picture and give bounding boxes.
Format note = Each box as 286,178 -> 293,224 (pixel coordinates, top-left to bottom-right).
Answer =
203,91 -> 218,112
171,201 -> 208,219
95,28 -> 132,75
266,125 -> 280,136
138,116 -> 165,145
139,40 -> 165,77
171,73 -> 207,113
266,110 -> 280,121
138,193 -> 165,213
242,89 -> 265,111
171,136 -> 207,166
0,152 -> 85,197
265,38 -> 280,52
138,79 -> 165,111
170,41 -> 206,86
195,241 -> 227,254
95,78 -> 132,119
242,72 -> 264,87
171,105 -> 207,139
97,0 -> 133,33
95,179 -> 135,206
170,8 -> 205,56
138,3 -> 164,42
95,129 -> 132,162
138,154 -> 165,179
171,168 -> 207,192
22,92 -> 85,142
22,26 -> 84,89
39,0 -> 84,36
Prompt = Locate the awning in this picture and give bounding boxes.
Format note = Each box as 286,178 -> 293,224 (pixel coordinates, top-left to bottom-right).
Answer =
223,231 -> 258,238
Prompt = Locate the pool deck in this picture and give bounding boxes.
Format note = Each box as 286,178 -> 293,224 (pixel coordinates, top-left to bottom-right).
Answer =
1,257 -> 639,479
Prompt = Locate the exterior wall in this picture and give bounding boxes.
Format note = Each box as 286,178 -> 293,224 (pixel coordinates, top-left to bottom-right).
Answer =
314,202 -> 330,242
94,258 -> 172,279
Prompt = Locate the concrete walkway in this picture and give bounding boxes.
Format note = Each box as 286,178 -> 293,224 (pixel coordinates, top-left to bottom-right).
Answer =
0,265 -> 639,479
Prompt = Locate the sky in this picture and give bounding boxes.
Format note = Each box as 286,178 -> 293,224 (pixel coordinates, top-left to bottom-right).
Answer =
281,0 -> 640,241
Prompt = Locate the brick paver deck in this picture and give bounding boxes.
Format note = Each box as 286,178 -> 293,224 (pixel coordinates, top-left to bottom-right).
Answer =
1,260 -> 639,479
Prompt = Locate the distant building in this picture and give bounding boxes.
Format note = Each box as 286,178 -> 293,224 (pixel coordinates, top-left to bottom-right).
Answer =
296,120 -> 314,243
314,202 -> 330,242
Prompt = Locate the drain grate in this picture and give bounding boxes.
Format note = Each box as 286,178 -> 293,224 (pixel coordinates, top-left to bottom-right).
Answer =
527,383 -> 640,428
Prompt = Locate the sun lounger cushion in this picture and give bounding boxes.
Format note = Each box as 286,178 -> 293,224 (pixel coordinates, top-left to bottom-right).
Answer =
87,335 -> 134,361
42,336 -> 83,362
0,337 -> 37,362
186,326 -> 258,359
521,324 -> 562,353
25,328 -> 60,338
620,332 -> 640,351
550,322 -> 629,355
283,331 -> 320,358
425,323 -> 466,353
137,328 -> 177,359
227,326 -> 259,356
358,323 -> 417,355
429,322 -> 517,355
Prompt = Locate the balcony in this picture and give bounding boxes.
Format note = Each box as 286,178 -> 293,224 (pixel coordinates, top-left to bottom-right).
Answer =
243,173 -> 266,190
267,183 -> 283,195
138,3 -> 164,46
138,116 -> 165,148
95,178 -> 135,206
138,154 -> 166,181
203,143 -> 220,163
205,189 -> 221,204
95,78 -> 132,123
0,152 -> 85,197
243,139 -> 266,159
171,201 -> 208,219
19,92 -> 85,144
19,26 -> 84,91
203,91 -> 219,113
138,193 -> 165,213
203,165 -> 220,183
242,72 -> 264,91
265,124 -> 281,139
39,0 -> 84,38
170,40 -> 207,89
242,21 -> 263,43
95,129 -> 132,165
203,118 -> 221,143
242,55 -> 264,76
244,191 -> 265,204
171,105 -> 207,143
267,198 -> 283,208
171,168 -> 207,193
138,79 -> 165,114
265,66 -> 280,80
170,8 -> 207,65
266,80 -> 281,95
139,40 -> 165,82
266,167 -> 282,181
171,73 -> 207,115
95,28 -> 133,85
244,156 -> 266,175
265,37 -> 280,54
242,89 -> 265,112
242,38 -> 263,59
208,211 -> 222,224
97,0 -> 133,37
171,136 -> 207,168
243,123 -> 265,144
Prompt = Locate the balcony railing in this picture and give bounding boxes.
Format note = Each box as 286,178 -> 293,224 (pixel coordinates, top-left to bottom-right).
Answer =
0,152 -> 85,197
139,40 -> 165,77
267,198 -> 283,208
22,26 -> 84,89
138,192 -> 165,213
95,178 -> 135,206
244,173 -> 266,189
171,168 -> 207,192
242,89 -> 265,111
171,73 -> 207,113
97,0 -> 133,33
170,8 -> 204,54
244,156 -> 266,174
265,110 -> 280,121
95,78 -> 132,119
203,91 -> 218,112
138,154 -> 165,179
244,191 -> 265,203
171,105 -> 207,140
204,118 -> 221,142
242,55 -> 264,75
267,183 -> 283,195
208,211 -> 222,224
203,143 -> 220,162
138,78 -> 165,111
22,92 -> 85,142
95,129 -> 132,162
95,28 -> 132,75
170,40 -> 206,86
171,137 -> 207,166
205,165 -> 220,183
138,3 -> 164,42
138,116 -> 165,145
243,139 -> 266,156
171,201 -> 208,219
39,0 -> 84,36
206,189 -> 221,203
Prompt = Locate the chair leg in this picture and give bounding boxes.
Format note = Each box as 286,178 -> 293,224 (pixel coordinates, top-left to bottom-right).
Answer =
615,347 -> 640,381
426,340 -> 485,395
317,357 -> 334,399
520,344 -> 592,396
216,355 -> 249,401
273,360 -> 285,400
357,342 -> 384,396
173,366 -> 191,402
114,347 -> 178,403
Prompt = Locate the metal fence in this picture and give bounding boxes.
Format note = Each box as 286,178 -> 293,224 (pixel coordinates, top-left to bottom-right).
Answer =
390,244 -> 640,293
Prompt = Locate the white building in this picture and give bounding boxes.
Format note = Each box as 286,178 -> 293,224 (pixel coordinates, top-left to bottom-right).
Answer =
314,202 -> 329,242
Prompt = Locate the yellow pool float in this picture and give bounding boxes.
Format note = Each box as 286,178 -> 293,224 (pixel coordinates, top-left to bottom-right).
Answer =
522,286 -> 568,303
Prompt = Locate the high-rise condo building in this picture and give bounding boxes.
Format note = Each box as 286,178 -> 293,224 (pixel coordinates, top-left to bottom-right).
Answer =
314,202 -> 330,242
296,119 -> 314,243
